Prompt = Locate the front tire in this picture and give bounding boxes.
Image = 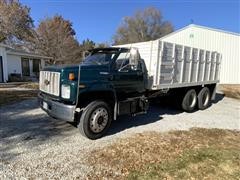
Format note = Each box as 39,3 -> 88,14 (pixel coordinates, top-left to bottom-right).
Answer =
181,89 -> 197,112
78,100 -> 112,140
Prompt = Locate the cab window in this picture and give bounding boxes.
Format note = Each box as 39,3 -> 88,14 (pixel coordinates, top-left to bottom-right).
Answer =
115,52 -> 130,70
115,52 -> 142,72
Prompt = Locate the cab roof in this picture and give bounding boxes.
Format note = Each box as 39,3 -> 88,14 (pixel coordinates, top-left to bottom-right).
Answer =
89,47 -> 129,53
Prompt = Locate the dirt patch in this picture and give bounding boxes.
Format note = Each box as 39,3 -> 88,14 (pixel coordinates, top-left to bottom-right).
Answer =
0,90 -> 38,106
219,84 -> 240,99
87,128 -> 240,179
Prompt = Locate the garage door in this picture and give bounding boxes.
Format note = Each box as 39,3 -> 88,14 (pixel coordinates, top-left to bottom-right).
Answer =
0,56 -> 3,82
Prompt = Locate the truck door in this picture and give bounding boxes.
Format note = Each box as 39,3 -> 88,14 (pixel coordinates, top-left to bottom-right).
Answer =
111,51 -> 144,94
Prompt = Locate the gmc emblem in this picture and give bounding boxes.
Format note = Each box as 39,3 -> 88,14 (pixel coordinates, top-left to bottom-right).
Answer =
44,79 -> 50,85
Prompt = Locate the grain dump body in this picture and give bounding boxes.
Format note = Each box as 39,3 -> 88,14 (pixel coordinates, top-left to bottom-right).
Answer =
114,40 -> 221,90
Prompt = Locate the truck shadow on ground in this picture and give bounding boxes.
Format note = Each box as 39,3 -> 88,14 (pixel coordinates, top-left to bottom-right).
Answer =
107,105 -> 180,137
107,93 -> 225,136
107,100 -> 182,136
213,93 -> 225,103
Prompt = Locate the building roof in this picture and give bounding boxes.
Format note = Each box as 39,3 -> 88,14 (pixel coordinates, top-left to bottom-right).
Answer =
160,24 -> 240,40
6,48 -> 52,59
1,42 -> 52,59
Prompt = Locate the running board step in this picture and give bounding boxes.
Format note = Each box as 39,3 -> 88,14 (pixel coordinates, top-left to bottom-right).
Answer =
132,111 -> 147,116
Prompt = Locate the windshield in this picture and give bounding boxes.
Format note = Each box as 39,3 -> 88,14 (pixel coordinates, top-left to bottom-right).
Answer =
83,51 -> 118,65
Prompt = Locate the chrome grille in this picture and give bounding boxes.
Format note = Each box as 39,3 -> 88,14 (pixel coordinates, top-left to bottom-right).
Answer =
39,71 -> 60,96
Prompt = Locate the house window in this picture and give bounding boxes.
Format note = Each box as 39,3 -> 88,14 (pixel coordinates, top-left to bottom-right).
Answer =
32,59 -> 40,73
21,58 -> 30,76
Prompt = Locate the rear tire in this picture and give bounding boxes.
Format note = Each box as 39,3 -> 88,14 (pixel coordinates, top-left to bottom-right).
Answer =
181,89 -> 197,112
78,100 -> 112,140
198,87 -> 211,110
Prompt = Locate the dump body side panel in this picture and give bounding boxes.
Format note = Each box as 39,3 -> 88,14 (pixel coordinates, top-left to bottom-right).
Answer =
114,40 -> 221,90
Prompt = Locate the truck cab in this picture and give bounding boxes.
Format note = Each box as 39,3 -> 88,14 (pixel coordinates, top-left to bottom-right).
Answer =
39,47 -> 149,139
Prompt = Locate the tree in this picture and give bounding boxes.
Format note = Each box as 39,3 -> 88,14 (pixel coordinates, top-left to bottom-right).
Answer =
79,39 -> 110,59
113,7 -> 173,45
0,0 -> 34,43
80,38 -> 95,51
78,38 -> 95,59
95,42 -> 109,48
35,15 -> 81,64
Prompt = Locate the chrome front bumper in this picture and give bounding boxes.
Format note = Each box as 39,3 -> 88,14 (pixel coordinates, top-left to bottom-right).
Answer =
38,93 -> 76,122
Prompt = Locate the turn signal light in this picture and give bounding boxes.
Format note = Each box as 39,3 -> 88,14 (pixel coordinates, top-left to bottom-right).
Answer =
69,73 -> 75,80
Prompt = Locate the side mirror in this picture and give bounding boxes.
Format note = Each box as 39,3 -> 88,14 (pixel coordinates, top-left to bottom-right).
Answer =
129,48 -> 140,66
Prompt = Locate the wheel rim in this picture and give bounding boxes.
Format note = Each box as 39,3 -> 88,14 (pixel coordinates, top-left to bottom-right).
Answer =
202,90 -> 210,107
189,92 -> 197,108
89,107 -> 108,133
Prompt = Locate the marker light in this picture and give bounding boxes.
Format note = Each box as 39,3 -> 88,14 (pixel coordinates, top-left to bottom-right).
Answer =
69,73 -> 75,80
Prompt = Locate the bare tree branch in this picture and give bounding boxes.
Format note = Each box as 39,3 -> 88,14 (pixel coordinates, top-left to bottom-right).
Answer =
113,7 -> 174,45
0,0 -> 34,44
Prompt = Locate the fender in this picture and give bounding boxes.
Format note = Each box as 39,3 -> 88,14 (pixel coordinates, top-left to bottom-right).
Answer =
77,82 -> 118,120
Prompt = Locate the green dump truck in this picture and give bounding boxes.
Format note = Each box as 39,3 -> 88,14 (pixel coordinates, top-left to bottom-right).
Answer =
38,40 -> 221,139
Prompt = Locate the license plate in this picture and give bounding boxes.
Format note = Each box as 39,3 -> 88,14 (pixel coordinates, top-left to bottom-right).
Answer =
43,101 -> 48,110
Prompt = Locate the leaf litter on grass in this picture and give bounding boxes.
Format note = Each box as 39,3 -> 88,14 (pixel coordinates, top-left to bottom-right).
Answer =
86,128 -> 240,180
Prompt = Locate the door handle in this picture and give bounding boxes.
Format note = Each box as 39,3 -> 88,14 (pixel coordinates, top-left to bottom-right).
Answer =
109,74 -> 114,80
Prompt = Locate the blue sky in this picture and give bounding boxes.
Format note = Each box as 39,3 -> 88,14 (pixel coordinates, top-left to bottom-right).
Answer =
21,0 -> 240,44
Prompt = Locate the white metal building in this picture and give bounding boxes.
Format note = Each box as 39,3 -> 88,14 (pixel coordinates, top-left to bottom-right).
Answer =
160,24 -> 240,84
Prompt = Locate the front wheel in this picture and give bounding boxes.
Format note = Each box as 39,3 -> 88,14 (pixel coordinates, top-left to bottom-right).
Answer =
78,100 -> 112,140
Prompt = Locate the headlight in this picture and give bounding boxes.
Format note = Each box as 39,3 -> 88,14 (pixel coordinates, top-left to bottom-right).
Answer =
61,84 -> 71,99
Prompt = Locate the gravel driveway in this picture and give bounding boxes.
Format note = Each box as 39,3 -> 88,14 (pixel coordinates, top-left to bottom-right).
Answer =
1,94 -> 239,179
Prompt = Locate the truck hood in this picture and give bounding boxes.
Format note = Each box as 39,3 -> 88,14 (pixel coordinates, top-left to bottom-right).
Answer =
41,64 -> 110,103
43,64 -> 79,73
43,64 -> 109,82
79,65 -> 109,83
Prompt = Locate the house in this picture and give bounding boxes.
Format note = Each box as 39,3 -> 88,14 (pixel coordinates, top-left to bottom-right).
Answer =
160,24 -> 240,84
0,43 -> 52,82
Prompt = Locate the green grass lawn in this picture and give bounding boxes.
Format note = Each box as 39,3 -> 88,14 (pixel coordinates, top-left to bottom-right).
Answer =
128,147 -> 240,179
